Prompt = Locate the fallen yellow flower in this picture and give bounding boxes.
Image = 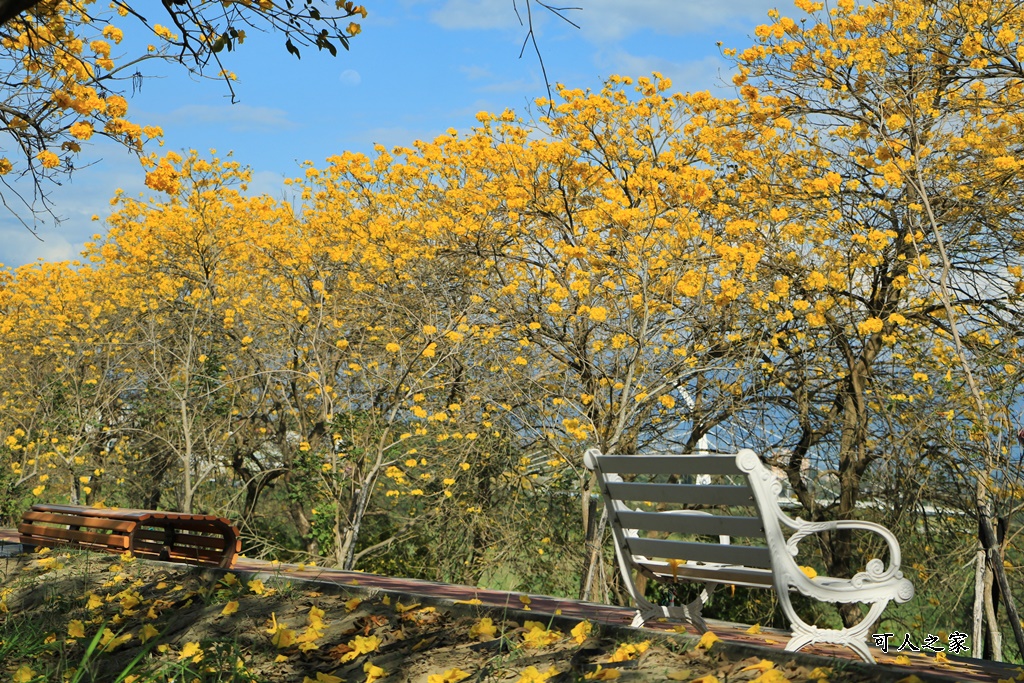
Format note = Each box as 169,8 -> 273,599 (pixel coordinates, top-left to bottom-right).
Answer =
427,668 -> 471,683
696,631 -> 721,649
469,616 -> 498,640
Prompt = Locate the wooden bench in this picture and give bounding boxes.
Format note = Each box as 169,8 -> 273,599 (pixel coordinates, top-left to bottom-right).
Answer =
584,448 -> 914,663
19,504 -> 241,568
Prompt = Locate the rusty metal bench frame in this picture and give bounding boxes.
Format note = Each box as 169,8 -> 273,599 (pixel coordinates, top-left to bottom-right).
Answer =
19,504 -> 241,568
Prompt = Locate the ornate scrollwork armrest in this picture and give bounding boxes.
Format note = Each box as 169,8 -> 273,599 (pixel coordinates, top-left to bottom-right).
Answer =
782,515 -> 905,585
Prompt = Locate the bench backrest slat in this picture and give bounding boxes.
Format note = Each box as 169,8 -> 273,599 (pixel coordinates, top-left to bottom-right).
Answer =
596,455 -> 743,476
616,510 -> 765,538
134,528 -> 229,551
22,511 -> 137,533
625,537 -> 773,569
604,482 -> 755,507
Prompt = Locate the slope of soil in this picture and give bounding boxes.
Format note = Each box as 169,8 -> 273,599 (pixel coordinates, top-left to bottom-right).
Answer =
0,547 -> 951,683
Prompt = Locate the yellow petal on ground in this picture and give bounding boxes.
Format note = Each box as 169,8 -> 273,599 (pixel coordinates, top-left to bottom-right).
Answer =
571,620 -> 593,644
745,624 -> 762,634
344,597 -> 362,612
86,593 -> 103,610
696,631 -> 722,649
427,669 -> 471,683
690,676 -> 719,683
798,566 -> 817,579
750,670 -> 791,683
893,655 -> 911,665
895,676 -> 925,683
179,641 -> 202,660
515,666 -> 558,683
469,617 -> 498,640
13,665 -> 35,683
584,665 -> 620,680
665,670 -> 691,681
740,660 -> 775,673
222,600 -> 239,616
454,598 -> 482,605
140,624 -> 159,643
248,579 -> 266,595
396,601 -> 421,613
275,654 -> 289,663
272,627 -> 297,649
808,668 -> 832,679
364,661 -> 386,683
68,620 -> 86,638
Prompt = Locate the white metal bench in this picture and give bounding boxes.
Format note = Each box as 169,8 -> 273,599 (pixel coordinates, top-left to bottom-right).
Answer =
584,448 -> 914,663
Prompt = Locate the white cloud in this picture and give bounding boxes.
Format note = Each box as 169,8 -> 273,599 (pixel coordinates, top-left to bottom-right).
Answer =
460,64 -> 494,80
0,229 -> 79,267
594,50 -> 736,96
162,104 -> 296,132
340,69 -> 362,86
351,126 -> 446,151
575,0 -> 781,41
430,0 -> 520,30
431,0 -> 779,39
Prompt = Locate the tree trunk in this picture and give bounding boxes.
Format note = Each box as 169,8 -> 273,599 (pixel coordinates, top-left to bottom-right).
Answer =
973,547 -> 986,656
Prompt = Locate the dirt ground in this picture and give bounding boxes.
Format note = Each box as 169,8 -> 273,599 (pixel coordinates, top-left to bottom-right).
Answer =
0,547 -> 934,683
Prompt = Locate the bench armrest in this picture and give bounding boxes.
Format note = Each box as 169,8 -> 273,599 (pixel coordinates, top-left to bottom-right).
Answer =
782,516 -> 905,586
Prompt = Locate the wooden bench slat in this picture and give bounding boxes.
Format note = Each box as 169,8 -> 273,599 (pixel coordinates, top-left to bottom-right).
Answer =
605,482 -> 755,507
22,511 -> 137,533
32,504 -> 230,524
18,523 -> 130,549
595,455 -> 743,476
133,528 -> 227,551
638,560 -> 775,588
617,510 -> 765,538
138,519 -> 236,535
131,541 -> 227,565
625,537 -> 773,569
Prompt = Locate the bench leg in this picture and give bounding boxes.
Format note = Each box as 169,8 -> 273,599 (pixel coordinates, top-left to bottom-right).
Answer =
783,599 -> 888,664
631,582 -> 715,633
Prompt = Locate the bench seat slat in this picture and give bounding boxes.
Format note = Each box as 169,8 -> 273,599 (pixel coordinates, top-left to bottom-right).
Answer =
638,560 -> 775,588
18,523 -> 130,549
32,504 -> 229,525
131,540 -> 227,565
605,482 -> 755,506
625,537 -> 773,569
596,455 -> 743,476
617,510 -> 765,538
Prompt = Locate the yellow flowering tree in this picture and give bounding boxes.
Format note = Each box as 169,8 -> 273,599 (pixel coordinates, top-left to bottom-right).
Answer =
0,0 -> 365,228
727,0 -> 1024,645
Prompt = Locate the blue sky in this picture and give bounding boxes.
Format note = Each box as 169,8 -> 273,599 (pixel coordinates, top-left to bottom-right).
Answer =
0,0 -> 780,267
